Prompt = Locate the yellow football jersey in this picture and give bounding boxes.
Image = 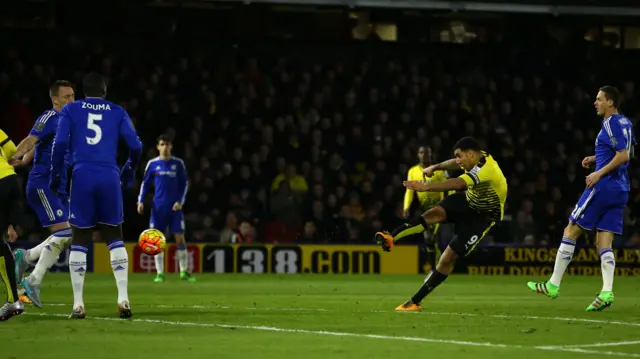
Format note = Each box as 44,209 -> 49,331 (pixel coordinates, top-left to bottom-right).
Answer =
404,165 -> 448,211
459,151 -> 508,222
0,129 -> 17,180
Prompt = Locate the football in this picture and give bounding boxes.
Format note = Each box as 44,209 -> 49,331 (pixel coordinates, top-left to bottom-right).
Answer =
138,229 -> 167,256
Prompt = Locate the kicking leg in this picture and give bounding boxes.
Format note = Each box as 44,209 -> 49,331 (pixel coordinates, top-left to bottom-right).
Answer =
586,231 -> 615,311
98,224 -> 131,319
21,223 -> 72,308
68,226 -> 93,319
527,222 -> 583,299
375,206 -> 446,251
175,233 -> 195,282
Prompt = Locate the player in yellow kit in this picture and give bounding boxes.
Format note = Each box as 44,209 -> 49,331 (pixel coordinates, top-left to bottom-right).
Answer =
403,145 -> 449,270
376,137 -> 507,311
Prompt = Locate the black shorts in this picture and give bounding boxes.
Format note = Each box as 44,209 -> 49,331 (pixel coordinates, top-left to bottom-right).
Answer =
0,174 -> 25,233
437,192 -> 495,257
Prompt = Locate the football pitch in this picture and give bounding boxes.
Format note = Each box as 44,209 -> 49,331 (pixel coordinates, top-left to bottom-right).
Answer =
3,274 -> 640,359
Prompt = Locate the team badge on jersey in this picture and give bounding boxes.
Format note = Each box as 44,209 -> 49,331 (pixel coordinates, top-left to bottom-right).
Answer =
34,122 -> 46,132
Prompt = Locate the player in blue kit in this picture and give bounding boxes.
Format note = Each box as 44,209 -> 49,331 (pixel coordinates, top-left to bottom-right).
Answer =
10,81 -> 76,308
137,134 -> 194,283
50,72 -> 142,319
527,86 -> 635,311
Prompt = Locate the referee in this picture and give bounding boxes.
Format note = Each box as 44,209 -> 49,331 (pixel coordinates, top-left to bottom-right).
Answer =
0,128 -> 25,321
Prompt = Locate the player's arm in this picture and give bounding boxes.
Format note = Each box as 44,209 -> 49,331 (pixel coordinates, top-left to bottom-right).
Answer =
0,129 -> 17,160
174,159 -> 189,211
404,177 -> 468,192
403,169 -> 415,215
423,158 -> 460,177
120,110 -> 143,169
50,109 -> 70,175
137,161 -> 154,204
593,121 -> 633,178
12,136 -> 39,160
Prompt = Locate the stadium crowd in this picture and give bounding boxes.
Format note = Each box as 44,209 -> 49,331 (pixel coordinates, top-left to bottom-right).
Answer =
2,30 -> 640,247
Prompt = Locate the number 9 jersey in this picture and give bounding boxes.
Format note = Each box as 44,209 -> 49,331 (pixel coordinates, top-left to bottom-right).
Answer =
51,98 -> 142,228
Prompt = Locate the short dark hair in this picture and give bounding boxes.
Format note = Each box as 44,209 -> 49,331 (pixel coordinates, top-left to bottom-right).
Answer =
157,134 -> 173,144
83,72 -> 107,97
49,80 -> 74,98
453,136 -> 482,153
599,85 -> 621,108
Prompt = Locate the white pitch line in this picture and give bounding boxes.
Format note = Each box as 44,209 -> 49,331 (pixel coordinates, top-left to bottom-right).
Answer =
540,347 -> 640,358
544,341 -> 640,349
25,312 -> 518,349
25,312 -> 640,358
47,303 -> 640,328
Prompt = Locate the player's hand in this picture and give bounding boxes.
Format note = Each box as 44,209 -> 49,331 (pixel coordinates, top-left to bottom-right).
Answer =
120,162 -> 135,189
137,203 -> 144,215
585,171 -> 602,189
422,165 -> 438,177
7,225 -> 18,243
9,157 -> 26,167
49,172 -> 61,194
403,180 -> 430,192
402,209 -> 410,218
172,202 -> 182,211
582,156 -> 596,169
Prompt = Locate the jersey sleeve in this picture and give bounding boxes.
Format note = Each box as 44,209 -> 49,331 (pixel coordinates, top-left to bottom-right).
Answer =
119,109 -> 143,169
0,129 -> 16,160
605,118 -> 632,152
138,160 -> 154,204
29,111 -> 57,140
459,165 -> 491,188
176,159 -> 189,205
50,107 -> 71,174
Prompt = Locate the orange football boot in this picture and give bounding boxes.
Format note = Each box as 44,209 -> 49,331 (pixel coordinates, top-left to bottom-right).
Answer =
19,295 -> 32,304
395,300 -> 422,311
374,231 -> 394,252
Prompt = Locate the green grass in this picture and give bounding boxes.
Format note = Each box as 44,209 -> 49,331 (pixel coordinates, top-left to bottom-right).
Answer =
3,274 -> 640,359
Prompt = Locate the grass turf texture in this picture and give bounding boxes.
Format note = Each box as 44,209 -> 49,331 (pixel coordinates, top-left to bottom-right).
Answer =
3,274 -> 640,359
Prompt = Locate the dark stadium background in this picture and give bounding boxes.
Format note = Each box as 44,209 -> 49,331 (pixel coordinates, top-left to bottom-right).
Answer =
1,0 -> 640,249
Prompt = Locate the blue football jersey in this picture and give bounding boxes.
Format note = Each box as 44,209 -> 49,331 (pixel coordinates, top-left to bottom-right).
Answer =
138,156 -> 189,206
51,98 -> 142,173
28,109 -> 70,182
595,114 -> 636,191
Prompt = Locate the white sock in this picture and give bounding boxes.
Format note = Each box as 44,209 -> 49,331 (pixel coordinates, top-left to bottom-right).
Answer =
177,247 -> 188,273
599,248 -> 615,292
26,238 -> 52,265
31,232 -> 71,284
108,240 -> 129,304
68,244 -> 88,308
549,237 -> 576,287
155,251 -> 165,274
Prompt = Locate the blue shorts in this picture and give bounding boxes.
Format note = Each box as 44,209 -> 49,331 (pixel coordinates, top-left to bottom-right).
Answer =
26,180 -> 69,227
569,188 -> 628,235
150,203 -> 185,235
70,167 -> 123,228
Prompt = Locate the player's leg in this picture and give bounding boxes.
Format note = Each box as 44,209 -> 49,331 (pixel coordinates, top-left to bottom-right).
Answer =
66,171 -> 96,318
173,211 -> 195,282
20,189 -> 72,307
97,224 -> 131,319
68,226 -> 93,319
149,208 -> 167,282
375,195 -> 466,250
527,189 -> 598,298
423,222 -> 440,270
0,175 -> 25,320
95,173 -> 131,318
396,213 -> 494,311
585,192 -> 625,311
0,239 -> 24,321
